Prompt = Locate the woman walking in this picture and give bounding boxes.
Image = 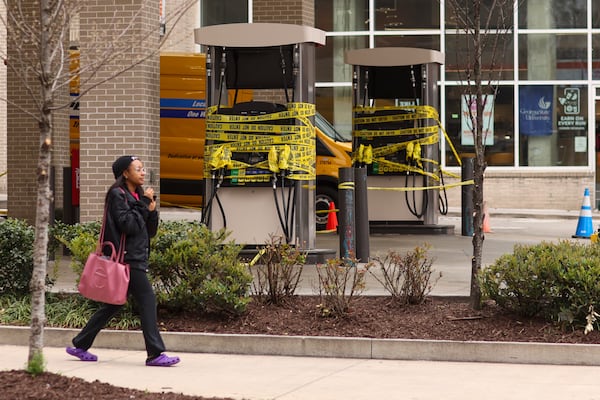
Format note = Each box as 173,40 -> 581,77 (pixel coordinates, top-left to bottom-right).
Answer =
66,155 -> 180,367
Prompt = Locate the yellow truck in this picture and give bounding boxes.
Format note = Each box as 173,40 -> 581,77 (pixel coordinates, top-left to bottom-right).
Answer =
71,51 -> 351,230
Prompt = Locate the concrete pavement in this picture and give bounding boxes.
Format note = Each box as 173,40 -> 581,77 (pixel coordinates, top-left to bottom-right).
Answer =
4,344 -> 600,400
3,208 -> 600,399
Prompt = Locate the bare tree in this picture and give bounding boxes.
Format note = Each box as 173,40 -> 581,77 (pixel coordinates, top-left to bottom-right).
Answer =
0,0 -> 197,369
445,0 -> 517,309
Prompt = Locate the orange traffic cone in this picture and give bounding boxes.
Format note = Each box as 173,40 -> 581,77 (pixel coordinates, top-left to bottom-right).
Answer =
482,202 -> 492,233
326,201 -> 338,232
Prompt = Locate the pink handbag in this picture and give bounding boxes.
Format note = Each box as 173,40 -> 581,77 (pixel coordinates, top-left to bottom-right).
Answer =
78,204 -> 130,305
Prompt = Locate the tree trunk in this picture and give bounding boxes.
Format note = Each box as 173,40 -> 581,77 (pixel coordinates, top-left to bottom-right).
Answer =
29,122 -> 52,363
470,0 -> 484,310
28,0 -> 53,365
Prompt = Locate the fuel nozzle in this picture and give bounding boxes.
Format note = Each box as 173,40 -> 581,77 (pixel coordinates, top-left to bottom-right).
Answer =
268,146 -> 280,174
278,145 -> 291,172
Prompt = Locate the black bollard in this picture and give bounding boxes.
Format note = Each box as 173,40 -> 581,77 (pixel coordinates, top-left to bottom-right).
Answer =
338,167 -> 355,260
461,157 -> 474,236
354,167 -> 370,262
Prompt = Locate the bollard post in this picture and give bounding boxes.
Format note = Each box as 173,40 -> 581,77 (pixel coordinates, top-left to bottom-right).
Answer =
338,167 -> 355,260
354,167 -> 369,262
461,157 -> 474,236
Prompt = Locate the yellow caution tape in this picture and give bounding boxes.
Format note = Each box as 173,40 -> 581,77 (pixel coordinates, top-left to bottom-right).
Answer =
268,146 -> 279,173
338,182 -> 355,190
367,179 -> 474,192
352,105 -> 462,182
204,102 -> 316,181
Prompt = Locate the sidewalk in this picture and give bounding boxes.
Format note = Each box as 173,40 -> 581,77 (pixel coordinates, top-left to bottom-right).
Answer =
2,345 -> 600,399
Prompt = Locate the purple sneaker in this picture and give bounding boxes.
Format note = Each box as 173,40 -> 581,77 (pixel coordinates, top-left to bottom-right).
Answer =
146,353 -> 180,367
66,347 -> 97,361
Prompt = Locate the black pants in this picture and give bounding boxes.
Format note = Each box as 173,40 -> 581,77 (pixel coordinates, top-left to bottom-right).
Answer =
72,268 -> 166,358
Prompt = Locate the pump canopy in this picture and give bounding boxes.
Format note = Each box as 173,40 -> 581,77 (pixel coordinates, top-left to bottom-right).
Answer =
194,23 -> 326,48
344,47 -> 444,67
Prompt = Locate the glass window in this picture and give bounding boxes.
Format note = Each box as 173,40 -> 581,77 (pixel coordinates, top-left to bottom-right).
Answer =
374,35 -> 440,50
201,0 -> 247,26
519,85 -> 588,166
519,0 -> 586,29
593,0 -> 600,28
315,0 -> 369,32
445,33 -> 514,81
374,0 -> 439,30
518,34 -> 587,80
592,34 -> 600,79
316,87 -> 354,138
445,0 -> 514,30
316,35 -> 368,82
444,86 -> 515,167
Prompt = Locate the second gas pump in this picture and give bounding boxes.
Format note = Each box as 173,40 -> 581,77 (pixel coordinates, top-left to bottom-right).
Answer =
194,23 -> 326,252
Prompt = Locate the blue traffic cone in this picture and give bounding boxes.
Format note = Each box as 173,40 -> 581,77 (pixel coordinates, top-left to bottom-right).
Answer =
573,188 -> 594,238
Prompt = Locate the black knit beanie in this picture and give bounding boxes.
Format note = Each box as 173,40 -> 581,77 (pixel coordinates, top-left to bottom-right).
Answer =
112,155 -> 137,179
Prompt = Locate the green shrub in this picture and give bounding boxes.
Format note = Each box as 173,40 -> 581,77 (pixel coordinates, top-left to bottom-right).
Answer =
149,221 -> 252,316
52,220 -> 101,280
0,218 -> 35,295
315,256 -> 366,318
368,244 -> 440,305
249,235 -> 306,304
481,240 -> 600,331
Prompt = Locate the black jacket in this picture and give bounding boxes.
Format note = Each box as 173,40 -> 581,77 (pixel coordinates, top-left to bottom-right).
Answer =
102,186 -> 159,271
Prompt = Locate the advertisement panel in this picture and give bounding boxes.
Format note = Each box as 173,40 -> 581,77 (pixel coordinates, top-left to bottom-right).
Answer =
519,85 -> 553,136
461,94 -> 494,146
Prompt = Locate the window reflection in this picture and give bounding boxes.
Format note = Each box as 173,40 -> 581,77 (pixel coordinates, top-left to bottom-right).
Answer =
201,0 -> 247,26
315,0 -> 369,32
445,0 -> 514,29
316,36 -> 368,82
374,35 -> 440,50
374,0 -> 439,30
444,86 -> 515,167
445,33 -> 513,81
518,34 -> 587,80
316,87 -> 354,138
519,0 -> 586,29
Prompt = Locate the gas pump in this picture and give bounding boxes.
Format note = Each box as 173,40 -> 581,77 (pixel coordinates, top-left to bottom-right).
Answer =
345,47 -> 454,233
194,23 -> 326,247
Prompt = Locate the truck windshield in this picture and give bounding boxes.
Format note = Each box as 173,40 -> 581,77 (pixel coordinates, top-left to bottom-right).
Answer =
315,113 -> 352,142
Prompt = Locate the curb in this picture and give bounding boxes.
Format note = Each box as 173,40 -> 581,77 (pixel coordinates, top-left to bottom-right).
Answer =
3,325 -> 600,366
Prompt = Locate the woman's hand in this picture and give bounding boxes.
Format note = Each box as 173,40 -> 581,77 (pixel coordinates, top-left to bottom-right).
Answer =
144,187 -> 156,211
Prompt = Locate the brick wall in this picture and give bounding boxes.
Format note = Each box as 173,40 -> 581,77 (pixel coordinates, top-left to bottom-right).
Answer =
253,0 -> 314,25
5,1 -> 71,222
160,0 -> 199,53
78,0 -> 159,222
0,1 -> 6,195
444,171 -> 595,212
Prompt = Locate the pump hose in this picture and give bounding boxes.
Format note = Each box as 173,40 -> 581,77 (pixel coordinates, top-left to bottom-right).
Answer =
201,173 -> 227,228
273,176 -> 290,242
405,173 -> 427,219
438,169 -> 449,215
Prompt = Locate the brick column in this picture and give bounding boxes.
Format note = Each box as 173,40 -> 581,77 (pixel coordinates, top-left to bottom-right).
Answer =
78,0 -> 160,222
253,0 -> 314,25
5,0 -> 69,223
0,1 -> 6,196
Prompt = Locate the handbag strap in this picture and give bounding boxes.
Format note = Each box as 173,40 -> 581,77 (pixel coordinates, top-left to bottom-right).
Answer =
97,187 -> 128,264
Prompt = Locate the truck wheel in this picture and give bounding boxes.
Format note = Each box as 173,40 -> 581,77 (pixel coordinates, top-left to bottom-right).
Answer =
316,185 -> 338,232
